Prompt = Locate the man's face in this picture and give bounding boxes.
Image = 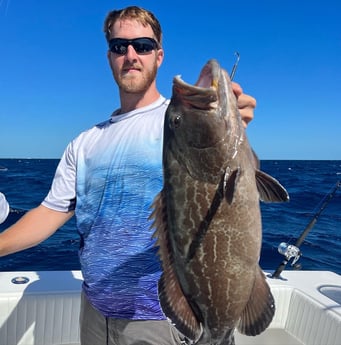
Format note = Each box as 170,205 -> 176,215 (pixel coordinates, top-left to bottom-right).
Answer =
107,19 -> 164,94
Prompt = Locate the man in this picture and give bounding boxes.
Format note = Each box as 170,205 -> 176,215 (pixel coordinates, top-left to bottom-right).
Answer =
0,6 -> 256,345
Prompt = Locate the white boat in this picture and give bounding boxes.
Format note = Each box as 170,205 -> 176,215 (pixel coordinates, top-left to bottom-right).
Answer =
0,270 -> 340,345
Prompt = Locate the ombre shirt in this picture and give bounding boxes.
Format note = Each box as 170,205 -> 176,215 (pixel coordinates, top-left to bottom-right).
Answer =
43,96 -> 169,319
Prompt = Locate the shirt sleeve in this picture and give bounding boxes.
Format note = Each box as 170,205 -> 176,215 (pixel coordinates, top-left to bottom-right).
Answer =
42,140 -> 77,212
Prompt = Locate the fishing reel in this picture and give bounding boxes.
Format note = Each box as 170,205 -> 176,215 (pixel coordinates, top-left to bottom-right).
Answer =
278,242 -> 302,269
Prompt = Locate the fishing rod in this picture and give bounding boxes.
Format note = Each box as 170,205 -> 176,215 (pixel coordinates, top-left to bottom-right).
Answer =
271,180 -> 341,279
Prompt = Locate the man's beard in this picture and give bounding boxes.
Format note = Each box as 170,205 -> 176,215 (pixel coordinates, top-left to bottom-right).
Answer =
115,62 -> 158,94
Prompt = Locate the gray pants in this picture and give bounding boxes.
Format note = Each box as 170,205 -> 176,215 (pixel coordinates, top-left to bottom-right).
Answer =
80,291 -> 190,345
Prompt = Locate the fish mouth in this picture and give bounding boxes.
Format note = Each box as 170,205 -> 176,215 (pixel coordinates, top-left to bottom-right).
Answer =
168,59 -> 229,151
195,59 -> 221,89
172,60 -> 223,111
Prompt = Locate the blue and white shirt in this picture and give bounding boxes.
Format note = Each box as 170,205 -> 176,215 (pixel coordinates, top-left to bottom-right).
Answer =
43,96 -> 169,319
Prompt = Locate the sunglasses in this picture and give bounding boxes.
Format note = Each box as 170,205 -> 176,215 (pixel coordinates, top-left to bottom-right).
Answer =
108,37 -> 160,55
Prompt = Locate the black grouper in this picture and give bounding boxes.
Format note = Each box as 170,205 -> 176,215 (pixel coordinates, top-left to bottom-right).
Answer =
150,59 -> 289,345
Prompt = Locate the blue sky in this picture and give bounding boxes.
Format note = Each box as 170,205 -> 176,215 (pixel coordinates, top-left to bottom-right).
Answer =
0,0 -> 340,159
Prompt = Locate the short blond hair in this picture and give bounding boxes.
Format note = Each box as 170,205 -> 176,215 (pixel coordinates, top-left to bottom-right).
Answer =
103,6 -> 162,45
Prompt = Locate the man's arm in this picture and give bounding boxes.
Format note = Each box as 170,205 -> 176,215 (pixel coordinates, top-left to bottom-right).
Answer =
0,204 -> 74,257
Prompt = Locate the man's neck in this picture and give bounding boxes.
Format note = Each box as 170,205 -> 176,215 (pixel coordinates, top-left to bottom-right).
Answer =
119,89 -> 161,114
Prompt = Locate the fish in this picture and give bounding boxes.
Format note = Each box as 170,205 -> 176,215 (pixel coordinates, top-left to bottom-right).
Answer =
150,59 -> 289,345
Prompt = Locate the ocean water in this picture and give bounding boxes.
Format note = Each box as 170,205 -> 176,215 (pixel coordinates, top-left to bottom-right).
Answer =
0,159 -> 340,275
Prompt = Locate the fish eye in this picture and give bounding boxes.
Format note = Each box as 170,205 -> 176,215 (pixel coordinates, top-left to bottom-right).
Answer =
171,115 -> 182,129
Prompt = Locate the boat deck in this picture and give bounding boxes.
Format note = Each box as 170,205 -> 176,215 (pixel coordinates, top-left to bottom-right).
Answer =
0,270 -> 340,345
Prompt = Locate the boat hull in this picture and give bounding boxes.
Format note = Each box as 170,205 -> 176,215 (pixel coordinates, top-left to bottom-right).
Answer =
0,270 -> 340,345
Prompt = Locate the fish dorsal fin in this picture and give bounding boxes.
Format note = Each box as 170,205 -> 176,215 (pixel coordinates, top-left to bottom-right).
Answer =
149,191 -> 202,341
255,170 -> 289,203
238,266 -> 275,336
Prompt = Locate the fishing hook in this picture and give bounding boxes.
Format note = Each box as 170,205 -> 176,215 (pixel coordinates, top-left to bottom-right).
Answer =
230,51 -> 240,81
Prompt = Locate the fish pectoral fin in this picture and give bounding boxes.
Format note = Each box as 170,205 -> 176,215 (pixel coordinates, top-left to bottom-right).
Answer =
255,170 -> 289,203
237,267 -> 275,336
158,271 -> 202,342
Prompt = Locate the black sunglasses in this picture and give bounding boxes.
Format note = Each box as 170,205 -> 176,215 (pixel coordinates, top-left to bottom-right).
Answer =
108,37 -> 159,55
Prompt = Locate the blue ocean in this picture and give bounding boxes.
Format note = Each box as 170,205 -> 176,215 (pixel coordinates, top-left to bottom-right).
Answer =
0,159 -> 340,275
